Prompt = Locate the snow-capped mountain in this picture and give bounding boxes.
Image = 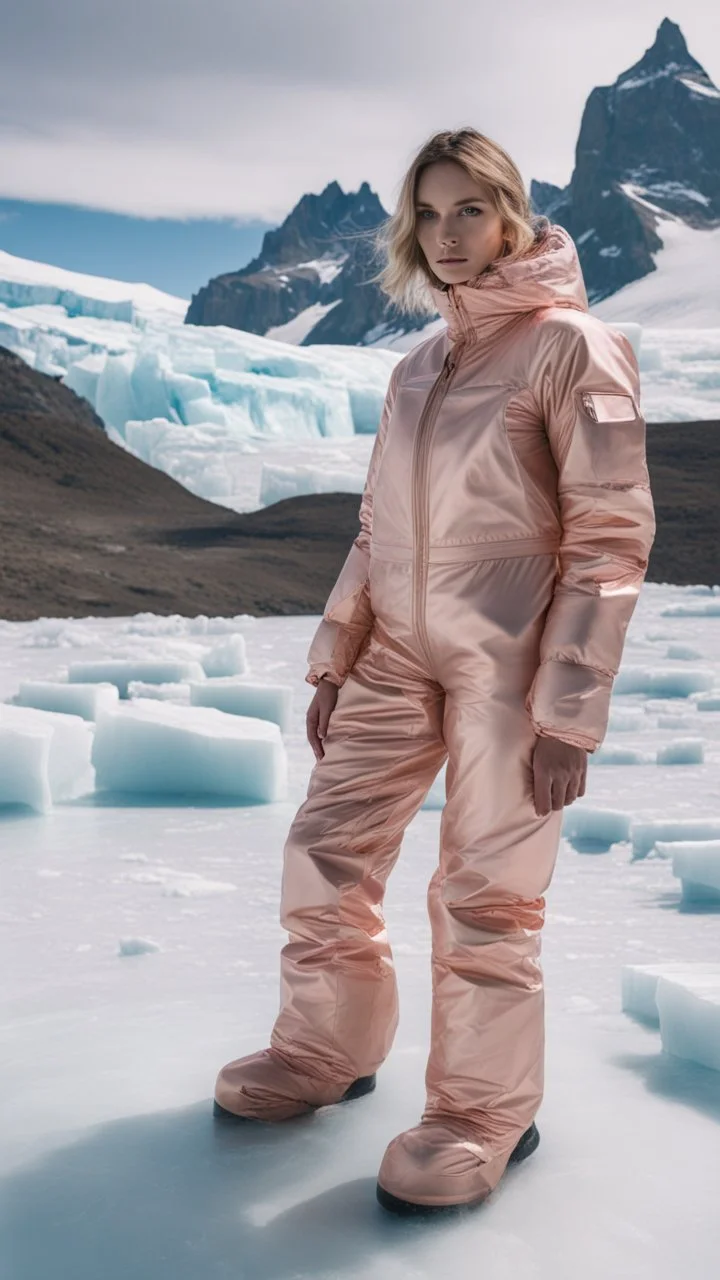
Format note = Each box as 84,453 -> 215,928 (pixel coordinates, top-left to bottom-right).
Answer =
531,18 -> 720,303
186,18 -> 720,346
183,175 -> 445,350
184,180 -> 433,351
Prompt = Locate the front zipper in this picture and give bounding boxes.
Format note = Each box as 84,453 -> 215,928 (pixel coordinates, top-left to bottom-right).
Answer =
410,342 -> 462,667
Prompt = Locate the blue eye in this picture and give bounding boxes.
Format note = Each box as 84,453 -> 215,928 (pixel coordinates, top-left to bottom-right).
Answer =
416,207 -> 482,218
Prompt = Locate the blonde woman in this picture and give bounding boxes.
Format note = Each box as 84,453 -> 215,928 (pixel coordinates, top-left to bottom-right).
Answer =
214,128 -> 655,1215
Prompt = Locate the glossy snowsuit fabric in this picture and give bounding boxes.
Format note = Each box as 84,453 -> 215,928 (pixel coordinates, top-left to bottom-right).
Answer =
215,218 -> 656,1205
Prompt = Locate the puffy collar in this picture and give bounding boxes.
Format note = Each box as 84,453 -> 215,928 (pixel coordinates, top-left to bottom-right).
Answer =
426,216 -> 589,346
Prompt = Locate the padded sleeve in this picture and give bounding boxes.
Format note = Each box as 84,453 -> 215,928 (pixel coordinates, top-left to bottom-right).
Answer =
525,322 -> 656,750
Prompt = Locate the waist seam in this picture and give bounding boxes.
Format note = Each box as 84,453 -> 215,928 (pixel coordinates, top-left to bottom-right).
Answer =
370,535 -> 560,564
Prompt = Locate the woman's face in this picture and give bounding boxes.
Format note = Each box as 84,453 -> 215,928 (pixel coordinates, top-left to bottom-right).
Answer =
414,160 -> 506,285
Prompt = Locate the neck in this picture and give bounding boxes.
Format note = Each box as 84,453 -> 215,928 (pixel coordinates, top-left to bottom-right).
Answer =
426,220 -> 589,344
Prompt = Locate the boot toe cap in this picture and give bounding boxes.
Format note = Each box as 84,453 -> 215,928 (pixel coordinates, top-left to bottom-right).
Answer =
377,1121 -> 517,1209
214,1047 -> 363,1122
214,1048 -> 317,1121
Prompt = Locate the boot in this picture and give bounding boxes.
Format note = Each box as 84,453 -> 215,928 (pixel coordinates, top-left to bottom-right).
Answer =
376,1120 -> 540,1214
213,1045 -> 376,1122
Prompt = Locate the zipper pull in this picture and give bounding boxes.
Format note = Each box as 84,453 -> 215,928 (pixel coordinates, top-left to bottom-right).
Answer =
444,339 -> 465,377
580,391 -> 598,421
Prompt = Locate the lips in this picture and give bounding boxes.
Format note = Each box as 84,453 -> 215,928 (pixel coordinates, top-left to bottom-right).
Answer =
438,258 -> 467,264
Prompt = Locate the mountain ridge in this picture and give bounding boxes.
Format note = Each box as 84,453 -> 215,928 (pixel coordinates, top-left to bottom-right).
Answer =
184,18 -> 720,346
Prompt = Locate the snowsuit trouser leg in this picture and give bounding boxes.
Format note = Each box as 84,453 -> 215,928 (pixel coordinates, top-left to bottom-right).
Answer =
214,631 -> 448,1119
423,690 -> 563,1144
374,551 -> 566,1204
272,633 -> 449,1086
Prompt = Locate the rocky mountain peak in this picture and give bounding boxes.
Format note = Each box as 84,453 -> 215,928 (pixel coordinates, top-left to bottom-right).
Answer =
241,180 -> 386,275
531,17 -> 719,303
185,178 -> 395,339
620,17 -> 702,83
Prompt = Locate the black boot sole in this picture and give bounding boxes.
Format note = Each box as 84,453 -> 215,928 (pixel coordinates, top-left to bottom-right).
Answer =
376,1121 -> 540,1216
212,1072 -> 377,1122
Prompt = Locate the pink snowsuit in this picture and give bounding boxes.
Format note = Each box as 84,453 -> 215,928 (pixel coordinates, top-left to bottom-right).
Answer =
215,219 -> 656,1207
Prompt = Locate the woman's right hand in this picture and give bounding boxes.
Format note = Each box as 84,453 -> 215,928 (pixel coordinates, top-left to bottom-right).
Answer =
306,677 -> 339,761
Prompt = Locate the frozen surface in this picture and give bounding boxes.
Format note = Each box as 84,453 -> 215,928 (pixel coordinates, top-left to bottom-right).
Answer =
199,634 -> 248,678
621,961 -> 720,1024
68,658 -> 208,698
662,599 -> 720,617
0,703 -> 94,810
656,738 -> 705,765
624,961 -> 720,1073
591,744 -> 655,765
666,840 -> 720,901
695,694 -> 720,711
657,975 -> 720,1071
613,666 -> 714,697
91,701 -> 288,804
561,805 -> 633,851
12,679 -> 119,721
259,458 -> 376,506
189,679 -> 293,735
631,819 -> 720,859
2,581 -> 720,1277
2,248 -> 720,519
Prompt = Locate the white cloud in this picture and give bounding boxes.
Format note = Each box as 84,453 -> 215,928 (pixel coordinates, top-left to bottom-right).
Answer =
1,1 -> 718,219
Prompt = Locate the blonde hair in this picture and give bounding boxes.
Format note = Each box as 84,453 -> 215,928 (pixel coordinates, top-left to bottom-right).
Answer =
364,128 -> 541,317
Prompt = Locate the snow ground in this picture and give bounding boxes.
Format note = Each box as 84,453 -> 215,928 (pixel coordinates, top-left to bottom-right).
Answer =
2,582 -> 720,1278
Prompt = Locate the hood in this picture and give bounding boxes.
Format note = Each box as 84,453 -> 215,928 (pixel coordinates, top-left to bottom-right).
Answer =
426,216 -> 589,345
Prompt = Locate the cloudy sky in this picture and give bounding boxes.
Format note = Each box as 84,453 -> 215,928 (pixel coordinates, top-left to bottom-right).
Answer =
2,1 -> 718,223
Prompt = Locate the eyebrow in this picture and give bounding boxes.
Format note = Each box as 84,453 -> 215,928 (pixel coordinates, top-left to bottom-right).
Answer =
415,197 -> 487,207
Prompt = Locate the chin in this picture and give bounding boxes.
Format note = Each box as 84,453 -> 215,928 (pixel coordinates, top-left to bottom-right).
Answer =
453,260 -> 491,281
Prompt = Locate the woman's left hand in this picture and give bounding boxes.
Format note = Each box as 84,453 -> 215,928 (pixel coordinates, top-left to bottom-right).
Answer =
532,735 -> 588,816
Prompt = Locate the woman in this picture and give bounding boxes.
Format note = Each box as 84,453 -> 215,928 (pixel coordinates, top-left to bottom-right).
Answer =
213,128 -> 655,1215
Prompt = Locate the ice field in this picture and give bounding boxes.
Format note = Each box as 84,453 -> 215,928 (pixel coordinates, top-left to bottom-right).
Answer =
2,246 -> 720,515
2,580 -> 720,1278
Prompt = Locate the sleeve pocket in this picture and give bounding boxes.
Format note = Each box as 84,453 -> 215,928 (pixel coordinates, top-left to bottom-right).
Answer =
566,388 -> 648,486
579,391 -> 638,423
